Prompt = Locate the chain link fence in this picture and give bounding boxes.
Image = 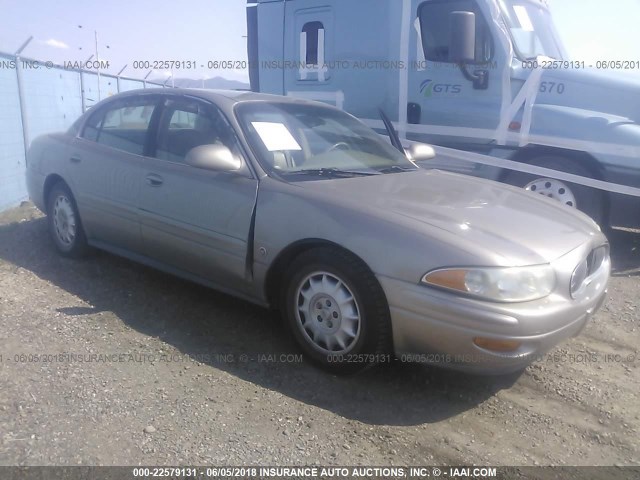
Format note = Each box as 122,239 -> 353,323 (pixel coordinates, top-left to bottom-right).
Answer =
0,52 -> 167,211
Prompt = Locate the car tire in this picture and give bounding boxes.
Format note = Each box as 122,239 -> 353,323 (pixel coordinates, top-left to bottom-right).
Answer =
47,182 -> 89,258
282,247 -> 393,374
504,155 -> 605,226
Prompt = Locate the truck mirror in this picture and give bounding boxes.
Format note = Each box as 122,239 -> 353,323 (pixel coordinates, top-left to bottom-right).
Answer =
449,11 -> 476,64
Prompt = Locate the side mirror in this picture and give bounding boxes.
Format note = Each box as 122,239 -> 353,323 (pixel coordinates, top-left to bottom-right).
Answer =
405,143 -> 436,162
449,11 -> 476,64
185,144 -> 242,172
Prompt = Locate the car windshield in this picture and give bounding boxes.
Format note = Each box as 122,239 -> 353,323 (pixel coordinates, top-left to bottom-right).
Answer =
499,0 -> 565,60
235,102 -> 417,179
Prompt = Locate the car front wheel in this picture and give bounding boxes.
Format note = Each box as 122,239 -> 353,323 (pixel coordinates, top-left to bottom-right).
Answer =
47,182 -> 89,258
282,247 -> 392,374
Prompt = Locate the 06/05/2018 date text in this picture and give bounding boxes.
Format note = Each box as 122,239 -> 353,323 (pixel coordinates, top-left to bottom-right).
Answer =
522,59 -> 640,70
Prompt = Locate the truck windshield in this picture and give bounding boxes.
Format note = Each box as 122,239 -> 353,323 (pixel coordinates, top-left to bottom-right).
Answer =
235,102 -> 417,179
499,0 -> 564,60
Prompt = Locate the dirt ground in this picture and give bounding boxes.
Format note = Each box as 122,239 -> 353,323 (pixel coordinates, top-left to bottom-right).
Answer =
0,202 -> 638,467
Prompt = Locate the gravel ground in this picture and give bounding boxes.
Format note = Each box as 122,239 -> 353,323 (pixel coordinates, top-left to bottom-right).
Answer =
0,202 -> 638,467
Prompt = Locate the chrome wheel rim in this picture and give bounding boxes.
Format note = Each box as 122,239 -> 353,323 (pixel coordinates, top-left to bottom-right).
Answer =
52,195 -> 77,247
295,271 -> 361,354
524,178 -> 577,208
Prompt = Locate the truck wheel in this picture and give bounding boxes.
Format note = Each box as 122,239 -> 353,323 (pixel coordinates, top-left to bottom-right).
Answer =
47,182 -> 89,258
281,247 -> 392,374
504,156 -> 605,225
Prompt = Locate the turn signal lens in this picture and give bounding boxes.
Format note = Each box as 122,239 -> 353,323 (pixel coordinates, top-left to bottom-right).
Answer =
420,269 -> 467,291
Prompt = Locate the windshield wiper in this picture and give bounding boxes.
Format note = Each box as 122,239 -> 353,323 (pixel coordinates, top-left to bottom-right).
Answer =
377,165 -> 417,174
284,168 -> 380,178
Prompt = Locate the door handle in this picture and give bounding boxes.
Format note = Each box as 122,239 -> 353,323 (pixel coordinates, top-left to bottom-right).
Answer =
145,174 -> 164,187
70,155 -> 82,163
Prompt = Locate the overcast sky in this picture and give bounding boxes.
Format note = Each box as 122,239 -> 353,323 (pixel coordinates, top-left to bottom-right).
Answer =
0,0 -> 638,82
551,0 -> 640,66
0,0 -> 249,82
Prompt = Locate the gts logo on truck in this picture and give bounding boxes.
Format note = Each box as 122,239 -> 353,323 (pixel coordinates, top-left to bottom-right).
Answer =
420,79 -> 463,97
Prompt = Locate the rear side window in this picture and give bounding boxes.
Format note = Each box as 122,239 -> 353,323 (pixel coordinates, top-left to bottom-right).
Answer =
419,0 -> 494,63
81,100 -> 157,155
82,111 -> 103,142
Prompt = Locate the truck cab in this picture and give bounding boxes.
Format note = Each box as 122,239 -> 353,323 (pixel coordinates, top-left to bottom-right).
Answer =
247,0 -> 640,227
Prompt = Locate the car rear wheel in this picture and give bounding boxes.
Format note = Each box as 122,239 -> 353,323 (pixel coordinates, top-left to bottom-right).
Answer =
47,182 -> 89,258
282,247 -> 392,374
504,155 -> 605,226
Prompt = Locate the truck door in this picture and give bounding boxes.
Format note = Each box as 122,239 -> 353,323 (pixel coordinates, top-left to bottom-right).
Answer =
408,0 -> 506,161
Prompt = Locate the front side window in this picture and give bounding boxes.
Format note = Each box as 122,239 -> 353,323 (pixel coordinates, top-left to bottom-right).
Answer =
236,102 -> 417,178
81,100 -> 157,155
155,100 -> 243,164
498,0 -> 564,59
419,0 -> 494,63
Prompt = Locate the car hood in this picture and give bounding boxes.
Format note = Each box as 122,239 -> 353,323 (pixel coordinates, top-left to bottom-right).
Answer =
299,169 -> 601,266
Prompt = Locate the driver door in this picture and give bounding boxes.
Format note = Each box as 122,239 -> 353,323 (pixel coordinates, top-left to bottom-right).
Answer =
138,98 -> 258,292
408,0 -> 507,171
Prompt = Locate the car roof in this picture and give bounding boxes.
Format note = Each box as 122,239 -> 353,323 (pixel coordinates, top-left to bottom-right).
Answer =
108,88 -> 324,109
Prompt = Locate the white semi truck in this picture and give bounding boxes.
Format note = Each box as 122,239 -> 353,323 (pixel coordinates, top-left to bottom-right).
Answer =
247,0 -> 640,226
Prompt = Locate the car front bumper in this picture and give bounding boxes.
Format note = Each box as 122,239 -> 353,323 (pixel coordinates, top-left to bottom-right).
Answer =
379,243 -> 610,375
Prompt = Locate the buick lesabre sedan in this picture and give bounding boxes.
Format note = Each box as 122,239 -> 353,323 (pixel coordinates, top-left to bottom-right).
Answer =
26,89 -> 610,374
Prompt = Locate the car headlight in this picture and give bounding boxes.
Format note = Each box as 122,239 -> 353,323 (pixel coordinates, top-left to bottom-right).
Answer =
421,265 -> 556,303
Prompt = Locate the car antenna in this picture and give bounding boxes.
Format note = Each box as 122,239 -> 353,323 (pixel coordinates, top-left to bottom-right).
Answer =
379,108 -> 404,154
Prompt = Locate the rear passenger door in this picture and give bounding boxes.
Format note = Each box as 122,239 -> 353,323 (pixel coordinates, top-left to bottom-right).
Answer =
68,95 -> 162,253
139,98 -> 259,292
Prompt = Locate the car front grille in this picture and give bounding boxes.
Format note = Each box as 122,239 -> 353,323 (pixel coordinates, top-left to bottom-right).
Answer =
570,245 -> 609,299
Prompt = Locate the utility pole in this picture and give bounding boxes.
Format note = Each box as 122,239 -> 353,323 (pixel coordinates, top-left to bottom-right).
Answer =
95,30 -> 101,100
15,36 -> 34,156
78,25 -> 109,100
